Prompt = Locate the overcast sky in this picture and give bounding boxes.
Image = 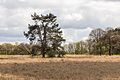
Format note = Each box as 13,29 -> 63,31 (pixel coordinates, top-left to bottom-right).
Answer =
0,0 -> 120,43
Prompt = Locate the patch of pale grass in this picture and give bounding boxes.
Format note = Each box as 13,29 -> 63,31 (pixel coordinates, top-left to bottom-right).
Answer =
1,55 -> 120,64
0,55 -> 120,80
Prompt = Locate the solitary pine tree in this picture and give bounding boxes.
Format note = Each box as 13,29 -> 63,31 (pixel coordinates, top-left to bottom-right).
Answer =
24,13 -> 65,57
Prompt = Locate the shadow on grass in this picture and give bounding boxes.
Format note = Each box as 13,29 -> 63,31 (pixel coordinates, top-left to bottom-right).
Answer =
0,61 -> 120,80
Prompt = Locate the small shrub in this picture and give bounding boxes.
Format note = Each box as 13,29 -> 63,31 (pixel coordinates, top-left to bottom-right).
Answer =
57,51 -> 66,58
47,50 -> 56,58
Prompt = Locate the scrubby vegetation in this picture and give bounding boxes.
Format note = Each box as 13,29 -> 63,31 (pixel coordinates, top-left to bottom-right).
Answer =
0,43 -> 30,55
0,55 -> 120,80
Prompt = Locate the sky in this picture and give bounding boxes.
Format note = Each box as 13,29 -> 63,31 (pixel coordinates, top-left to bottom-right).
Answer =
0,0 -> 120,44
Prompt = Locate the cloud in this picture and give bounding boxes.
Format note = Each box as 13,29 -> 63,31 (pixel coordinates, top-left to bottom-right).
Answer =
95,0 -> 120,2
64,13 -> 83,21
0,0 -> 120,43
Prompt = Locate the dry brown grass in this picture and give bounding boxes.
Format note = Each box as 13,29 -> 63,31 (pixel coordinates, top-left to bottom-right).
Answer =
0,55 -> 120,80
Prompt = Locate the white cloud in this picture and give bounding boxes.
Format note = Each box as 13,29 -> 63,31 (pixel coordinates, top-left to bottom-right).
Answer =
0,27 -> 8,31
65,13 -> 83,21
0,0 -> 120,43
19,0 -> 25,2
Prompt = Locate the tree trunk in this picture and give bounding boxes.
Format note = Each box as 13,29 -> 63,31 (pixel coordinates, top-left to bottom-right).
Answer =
43,25 -> 47,58
108,37 -> 112,56
99,47 -> 102,56
41,46 -> 45,58
109,46 -> 111,56
40,24 -> 47,58
99,42 -> 102,56
42,52 -> 45,58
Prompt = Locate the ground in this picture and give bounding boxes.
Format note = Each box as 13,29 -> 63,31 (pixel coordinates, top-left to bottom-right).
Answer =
0,55 -> 120,80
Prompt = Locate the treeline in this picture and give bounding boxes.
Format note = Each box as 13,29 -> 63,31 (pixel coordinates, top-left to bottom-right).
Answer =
0,43 -> 31,55
64,27 -> 120,55
0,27 -> 120,56
0,43 -> 65,56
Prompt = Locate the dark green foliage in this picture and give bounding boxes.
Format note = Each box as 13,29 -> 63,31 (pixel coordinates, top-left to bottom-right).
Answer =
47,50 -> 56,57
24,13 -> 65,57
31,45 -> 41,56
57,50 -> 66,57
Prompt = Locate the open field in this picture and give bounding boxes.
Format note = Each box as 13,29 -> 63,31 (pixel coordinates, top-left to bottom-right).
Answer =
0,55 -> 120,80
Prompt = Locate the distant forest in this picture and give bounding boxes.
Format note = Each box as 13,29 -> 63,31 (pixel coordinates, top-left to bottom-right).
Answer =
0,27 -> 120,56
64,27 -> 120,55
